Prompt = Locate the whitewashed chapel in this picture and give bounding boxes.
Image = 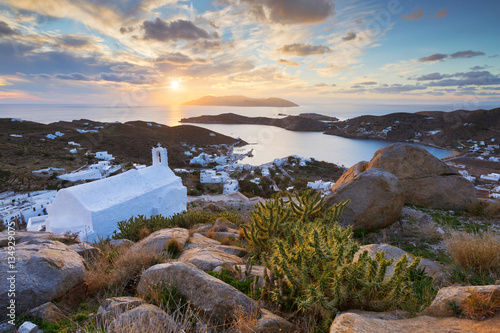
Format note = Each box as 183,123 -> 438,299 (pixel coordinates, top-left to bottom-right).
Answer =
45,144 -> 187,241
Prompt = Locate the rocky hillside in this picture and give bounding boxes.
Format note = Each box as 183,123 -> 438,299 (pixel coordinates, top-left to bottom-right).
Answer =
325,108 -> 500,149
0,118 -> 241,191
181,112 -> 328,131
182,95 -> 298,107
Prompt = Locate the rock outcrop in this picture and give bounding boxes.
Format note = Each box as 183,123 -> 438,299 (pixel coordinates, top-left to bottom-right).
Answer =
137,262 -> 260,324
330,310 -> 500,333
108,304 -> 177,333
28,302 -> 67,323
326,167 -> 405,230
422,285 -> 500,318
367,143 -> 477,210
0,236 -> 85,317
97,296 -> 146,324
179,247 -> 244,271
131,228 -> 190,253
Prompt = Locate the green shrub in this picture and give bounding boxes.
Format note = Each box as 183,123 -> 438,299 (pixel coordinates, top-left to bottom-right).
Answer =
208,268 -> 261,299
113,210 -> 241,242
242,191 -> 432,328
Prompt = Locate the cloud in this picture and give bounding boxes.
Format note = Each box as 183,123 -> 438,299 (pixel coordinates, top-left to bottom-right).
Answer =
401,9 -> 423,21
240,0 -> 335,25
54,73 -> 92,81
57,34 -> 92,48
0,21 -> 19,37
419,50 -> 485,62
99,72 -> 153,84
470,65 -> 488,70
372,84 -> 427,93
419,71 -> 500,87
419,53 -> 448,62
143,18 -> 215,42
358,81 -> 377,85
278,59 -> 299,66
435,9 -> 448,19
342,32 -> 356,41
413,72 -> 446,81
450,50 -> 485,59
278,43 -> 332,56
190,40 -> 227,52
157,52 -> 195,64
313,83 -> 328,87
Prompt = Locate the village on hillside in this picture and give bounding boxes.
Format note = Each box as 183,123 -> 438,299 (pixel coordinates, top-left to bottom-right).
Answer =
2,116 -> 500,230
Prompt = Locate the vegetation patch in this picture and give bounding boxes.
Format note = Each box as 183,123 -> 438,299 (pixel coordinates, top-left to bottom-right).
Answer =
113,210 -> 241,242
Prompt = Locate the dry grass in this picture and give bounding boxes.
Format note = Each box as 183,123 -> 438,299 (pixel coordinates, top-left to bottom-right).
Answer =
228,308 -> 259,333
403,220 -> 444,243
468,200 -> 500,218
139,227 -> 151,240
86,241 -> 168,297
461,287 -> 500,320
205,230 -> 216,240
445,231 -> 500,278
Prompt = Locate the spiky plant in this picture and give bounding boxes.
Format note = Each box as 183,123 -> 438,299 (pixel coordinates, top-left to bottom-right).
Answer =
242,191 -> 427,328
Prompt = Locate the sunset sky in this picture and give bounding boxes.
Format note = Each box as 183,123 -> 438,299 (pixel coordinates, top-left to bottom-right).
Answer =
0,0 -> 499,107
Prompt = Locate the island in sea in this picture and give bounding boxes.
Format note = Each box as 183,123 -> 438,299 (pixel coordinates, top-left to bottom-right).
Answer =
182,95 -> 299,107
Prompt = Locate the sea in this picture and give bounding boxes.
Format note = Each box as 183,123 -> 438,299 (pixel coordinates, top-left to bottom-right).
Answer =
0,103 -> 456,167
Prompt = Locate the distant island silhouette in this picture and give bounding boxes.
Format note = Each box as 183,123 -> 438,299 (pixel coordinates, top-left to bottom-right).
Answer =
182,95 -> 299,107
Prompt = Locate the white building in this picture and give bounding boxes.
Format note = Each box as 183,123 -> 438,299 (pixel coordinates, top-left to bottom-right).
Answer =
307,180 -> 335,192
96,151 -> 114,160
459,170 -> 476,182
261,167 -> 271,178
45,144 -> 187,241
223,179 -> 239,194
200,170 -> 229,183
0,191 -> 56,226
58,161 -> 121,182
480,173 -> 500,182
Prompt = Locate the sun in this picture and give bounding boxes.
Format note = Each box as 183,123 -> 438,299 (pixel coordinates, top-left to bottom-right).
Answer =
170,80 -> 180,89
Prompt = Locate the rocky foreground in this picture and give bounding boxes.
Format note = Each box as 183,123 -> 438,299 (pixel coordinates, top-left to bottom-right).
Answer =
1,143 -> 499,332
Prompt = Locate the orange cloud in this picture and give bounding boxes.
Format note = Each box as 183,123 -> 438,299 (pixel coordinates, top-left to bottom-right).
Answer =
435,9 -> 448,19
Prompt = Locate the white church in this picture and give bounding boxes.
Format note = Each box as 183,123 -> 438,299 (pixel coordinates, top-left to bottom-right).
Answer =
41,144 -> 187,241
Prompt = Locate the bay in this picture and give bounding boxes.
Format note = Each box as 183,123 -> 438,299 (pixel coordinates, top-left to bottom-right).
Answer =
0,104 -> 451,167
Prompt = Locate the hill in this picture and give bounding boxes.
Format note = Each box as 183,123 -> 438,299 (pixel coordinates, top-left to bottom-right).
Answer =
0,119 -> 242,191
324,108 -> 500,149
182,95 -> 298,107
180,113 -> 328,131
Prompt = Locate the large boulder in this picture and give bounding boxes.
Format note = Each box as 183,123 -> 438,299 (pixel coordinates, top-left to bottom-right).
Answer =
183,233 -> 220,250
0,238 -> 85,317
330,310 -> 500,333
131,228 -> 190,253
28,302 -> 67,323
179,247 -> 244,271
253,309 -> 296,333
108,304 -> 177,333
367,143 -> 477,210
97,296 -> 146,324
326,167 -> 405,230
0,230 -> 80,247
137,262 -> 260,324
421,285 -> 500,318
